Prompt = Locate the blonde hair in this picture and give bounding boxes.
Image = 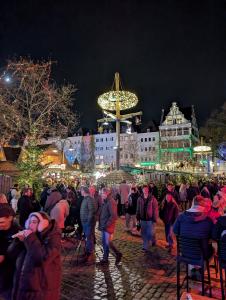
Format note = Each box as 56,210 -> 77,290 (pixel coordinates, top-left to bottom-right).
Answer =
0,193 -> 8,204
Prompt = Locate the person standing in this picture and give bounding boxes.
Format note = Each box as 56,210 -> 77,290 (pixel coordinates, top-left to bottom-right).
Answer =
125,187 -> 139,232
0,206 -> 20,300
159,193 -> 179,252
98,188 -> 122,265
80,186 -> 96,261
136,185 -> 159,251
10,184 -> 20,213
17,188 -> 35,228
9,212 -> 61,300
119,180 -> 130,217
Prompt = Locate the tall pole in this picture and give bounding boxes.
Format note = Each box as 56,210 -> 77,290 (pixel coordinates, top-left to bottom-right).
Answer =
115,72 -> 120,170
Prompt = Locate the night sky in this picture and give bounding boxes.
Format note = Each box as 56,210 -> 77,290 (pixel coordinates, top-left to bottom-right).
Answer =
0,0 -> 225,130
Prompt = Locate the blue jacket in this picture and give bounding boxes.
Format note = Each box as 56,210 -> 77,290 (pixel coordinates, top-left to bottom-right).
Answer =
173,211 -> 213,258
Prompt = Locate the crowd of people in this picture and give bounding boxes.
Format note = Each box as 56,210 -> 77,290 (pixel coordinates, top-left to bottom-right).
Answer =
0,177 -> 225,299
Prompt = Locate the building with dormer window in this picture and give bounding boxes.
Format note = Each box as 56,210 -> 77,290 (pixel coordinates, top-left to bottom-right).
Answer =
159,102 -> 199,169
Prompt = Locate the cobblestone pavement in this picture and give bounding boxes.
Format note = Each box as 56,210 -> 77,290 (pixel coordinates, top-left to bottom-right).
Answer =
61,218 -> 222,300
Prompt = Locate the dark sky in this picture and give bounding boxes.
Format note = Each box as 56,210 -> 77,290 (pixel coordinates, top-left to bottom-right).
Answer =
0,0 -> 225,129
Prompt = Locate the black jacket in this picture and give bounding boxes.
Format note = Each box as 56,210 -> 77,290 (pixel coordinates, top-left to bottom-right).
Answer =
17,196 -> 35,227
9,220 -> 62,300
159,200 -> 179,225
212,215 -> 226,241
0,221 -> 21,294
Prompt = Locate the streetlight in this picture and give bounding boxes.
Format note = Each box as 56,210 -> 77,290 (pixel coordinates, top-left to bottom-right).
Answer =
97,72 -> 142,170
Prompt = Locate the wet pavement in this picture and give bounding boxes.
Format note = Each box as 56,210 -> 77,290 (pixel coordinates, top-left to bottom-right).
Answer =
61,218 -> 222,300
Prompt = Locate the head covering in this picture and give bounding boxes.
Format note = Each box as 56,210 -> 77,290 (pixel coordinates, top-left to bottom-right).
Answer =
187,195 -> 207,213
26,212 -> 50,232
0,205 -> 15,218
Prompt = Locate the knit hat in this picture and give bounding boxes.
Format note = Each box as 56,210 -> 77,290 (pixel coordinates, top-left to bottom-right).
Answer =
0,205 -> 15,218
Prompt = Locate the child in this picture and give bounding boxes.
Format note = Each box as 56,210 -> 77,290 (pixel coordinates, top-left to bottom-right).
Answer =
160,193 -> 179,252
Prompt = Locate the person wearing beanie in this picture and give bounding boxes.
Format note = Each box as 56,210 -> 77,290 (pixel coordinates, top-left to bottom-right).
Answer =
8,211 -> 61,300
0,205 -> 20,299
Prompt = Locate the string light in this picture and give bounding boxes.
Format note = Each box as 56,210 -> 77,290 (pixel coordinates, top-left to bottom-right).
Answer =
98,90 -> 138,111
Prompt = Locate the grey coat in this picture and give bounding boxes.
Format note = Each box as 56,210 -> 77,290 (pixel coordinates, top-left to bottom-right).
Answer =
80,195 -> 96,225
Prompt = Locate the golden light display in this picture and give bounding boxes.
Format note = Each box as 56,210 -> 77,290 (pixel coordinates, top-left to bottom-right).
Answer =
98,90 -> 138,111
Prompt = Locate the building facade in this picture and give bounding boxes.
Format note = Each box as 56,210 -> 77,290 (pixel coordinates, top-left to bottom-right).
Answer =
159,102 -> 199,170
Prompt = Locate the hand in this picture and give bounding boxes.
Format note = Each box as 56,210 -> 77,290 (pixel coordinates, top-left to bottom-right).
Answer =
12,230 -> 32,241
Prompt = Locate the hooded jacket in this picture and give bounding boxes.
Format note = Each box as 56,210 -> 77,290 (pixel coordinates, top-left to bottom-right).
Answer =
50,199 -> 69,229
173,211 -> 213,258
44,191 -> 62,215
9,220 -> 61,300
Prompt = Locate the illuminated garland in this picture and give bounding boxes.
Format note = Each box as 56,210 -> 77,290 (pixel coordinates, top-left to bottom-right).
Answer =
98,91 -> 138,111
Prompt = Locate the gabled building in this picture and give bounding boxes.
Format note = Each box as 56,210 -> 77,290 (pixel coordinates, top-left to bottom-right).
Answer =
159,102 -> 199,169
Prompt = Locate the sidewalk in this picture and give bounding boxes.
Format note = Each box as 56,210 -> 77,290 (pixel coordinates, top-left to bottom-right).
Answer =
61,218 -> 223,300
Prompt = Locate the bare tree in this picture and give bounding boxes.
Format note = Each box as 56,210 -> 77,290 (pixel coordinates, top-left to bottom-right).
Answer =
200,102 -> 226,154
0,58 -> 78,144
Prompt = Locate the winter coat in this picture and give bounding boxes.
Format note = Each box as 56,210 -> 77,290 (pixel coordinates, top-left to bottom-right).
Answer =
17,196 -> 35,227
99,196 -> 118,234
50,199 -> 69,229
119,183 -> 130,205
201,186 -> 211,198
125,192 -> 139,215
179,184 -> 187,202
80,195 -> 96,225
186,186 -> 200,202
212,215 -> 226,240
44,191 -> 62,215
173,211 -> 213,258
149,185 -> 158,199
0,221 -> 21,293
136,195 -> 158,222
159,200 -> 179,225
9,220 -> 61,300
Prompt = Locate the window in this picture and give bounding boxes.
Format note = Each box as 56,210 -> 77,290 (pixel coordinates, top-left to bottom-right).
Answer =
183,128 -> 189,135
145,147 -> 147,151
141,148 -> 143,152
149,147 -> 152,151
145,138 -> 147,142
125,154 -> 128,159
100,147 -> 103,151
106,138 -> 108,141
100,138 -> 103,142
149,138 -> 151,142
96,138 -> 99,142
110,137 -> 114,141
153,147 -> 155,151
153,137 -> 155,141
141,138 -> 143,142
